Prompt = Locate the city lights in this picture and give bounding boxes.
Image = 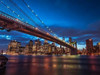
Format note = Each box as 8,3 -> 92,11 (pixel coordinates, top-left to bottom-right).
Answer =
6,39 -> 73,55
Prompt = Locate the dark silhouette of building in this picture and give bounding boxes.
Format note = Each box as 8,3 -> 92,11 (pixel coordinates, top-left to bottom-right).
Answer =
93,42 -> 100,55
86,39 -> 93,54
28,40 -> 33,53
97,42 -> 100,52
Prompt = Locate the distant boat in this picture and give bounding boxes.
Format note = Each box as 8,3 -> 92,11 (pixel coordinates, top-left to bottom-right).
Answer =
0,55 -> 8,69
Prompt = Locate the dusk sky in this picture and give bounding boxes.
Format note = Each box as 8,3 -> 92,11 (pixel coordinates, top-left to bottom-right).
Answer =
0,0 -> 100,50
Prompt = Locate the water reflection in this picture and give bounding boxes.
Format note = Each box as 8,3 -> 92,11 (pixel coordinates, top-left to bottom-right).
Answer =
0,55 -> 100,75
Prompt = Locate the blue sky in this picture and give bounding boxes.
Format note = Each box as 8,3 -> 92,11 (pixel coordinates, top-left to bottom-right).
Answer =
0,0 -> 100,50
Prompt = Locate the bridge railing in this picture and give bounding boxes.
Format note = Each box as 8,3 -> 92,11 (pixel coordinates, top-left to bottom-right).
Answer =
0,11 -> 35,28
0,10 -> 17,20
0,11 -> 52,34
0,11 -> 53,36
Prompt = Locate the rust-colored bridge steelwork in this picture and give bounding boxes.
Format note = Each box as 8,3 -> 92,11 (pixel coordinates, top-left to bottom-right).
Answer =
0,11 -> 77,55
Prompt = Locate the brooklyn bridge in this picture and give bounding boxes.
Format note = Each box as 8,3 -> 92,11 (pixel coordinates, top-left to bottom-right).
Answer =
0,0 -> 77,55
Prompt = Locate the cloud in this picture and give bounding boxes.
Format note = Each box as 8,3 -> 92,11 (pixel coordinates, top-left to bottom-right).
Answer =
50,24 -> 100,44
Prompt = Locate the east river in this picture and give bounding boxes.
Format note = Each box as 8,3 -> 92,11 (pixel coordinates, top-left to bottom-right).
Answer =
0,55 -> 100,75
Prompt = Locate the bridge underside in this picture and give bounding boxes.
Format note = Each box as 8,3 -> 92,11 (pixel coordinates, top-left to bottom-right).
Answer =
0,14 -> 77,55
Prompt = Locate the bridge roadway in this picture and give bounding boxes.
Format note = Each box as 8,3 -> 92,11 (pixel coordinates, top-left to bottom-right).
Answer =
0,11 -> 77,55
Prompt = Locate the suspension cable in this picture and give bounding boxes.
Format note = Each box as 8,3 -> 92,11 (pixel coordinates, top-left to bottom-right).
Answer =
9,0 -> 48,32
0,0 -> 35,28
22,0 -> 57,36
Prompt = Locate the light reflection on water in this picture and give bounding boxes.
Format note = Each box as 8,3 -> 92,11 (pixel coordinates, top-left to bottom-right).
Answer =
0,55 -> 100,75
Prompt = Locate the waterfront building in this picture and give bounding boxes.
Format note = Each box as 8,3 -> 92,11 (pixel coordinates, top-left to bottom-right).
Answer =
24,45 -> 29,54
19,46 -> 25,54
93,42 -> 100,55
51,43 -> 56,52
81,48 -> 87,55
16,42 -> 21,53
7,40 -> 21,54
97,42 -> 100,53
32,44 -> 37,53
48,45 -> 52,53
28,40 -> 33,53
86,39 -> 93,54
39,46 -> 44,53
24,40 -> 34,54
35,39 -> 41,51
43,41 -> 50,53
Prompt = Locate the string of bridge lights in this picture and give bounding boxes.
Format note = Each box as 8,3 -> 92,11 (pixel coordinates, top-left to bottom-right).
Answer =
22,0 -> 57,36
9,0 -> 47,33
0,0 -> 35,28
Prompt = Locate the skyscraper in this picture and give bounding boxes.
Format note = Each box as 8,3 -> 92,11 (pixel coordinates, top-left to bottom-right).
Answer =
86,39 -> 93,54
7,40 -> 21,54
28,40 -> 33,53
97,42 -> 100,53
97,42 -> 100,50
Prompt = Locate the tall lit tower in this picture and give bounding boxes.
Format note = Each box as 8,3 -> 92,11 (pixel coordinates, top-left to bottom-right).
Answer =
97,42 -> 100,53
86,39 -> 93,54
28,40 -> 33,53
29,40 -> 33,46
